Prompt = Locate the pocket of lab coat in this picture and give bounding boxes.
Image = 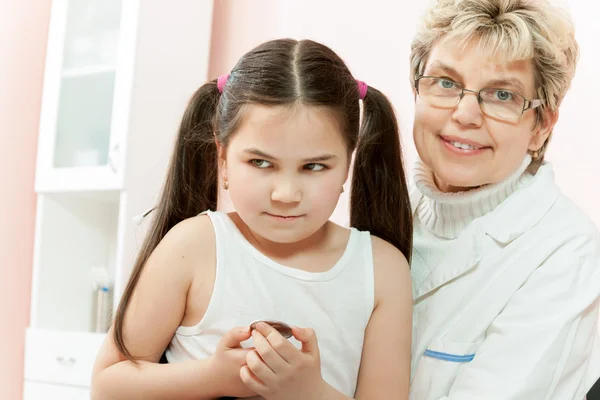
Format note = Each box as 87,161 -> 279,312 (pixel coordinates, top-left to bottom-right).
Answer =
411,339 -> 482,399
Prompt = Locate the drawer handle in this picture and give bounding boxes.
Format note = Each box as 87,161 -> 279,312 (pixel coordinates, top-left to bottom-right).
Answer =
56,356 -> 77,366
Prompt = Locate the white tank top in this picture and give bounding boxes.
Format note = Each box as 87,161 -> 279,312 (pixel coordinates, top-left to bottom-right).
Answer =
166,210 -> 375,397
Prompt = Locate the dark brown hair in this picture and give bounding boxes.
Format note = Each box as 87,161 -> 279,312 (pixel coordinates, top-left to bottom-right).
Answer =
113,39 -> 412,360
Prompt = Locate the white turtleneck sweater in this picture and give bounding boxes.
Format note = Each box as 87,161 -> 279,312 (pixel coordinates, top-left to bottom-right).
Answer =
409,155 -> 600,400
413,155 -> 534,240
410,155 -> 534,297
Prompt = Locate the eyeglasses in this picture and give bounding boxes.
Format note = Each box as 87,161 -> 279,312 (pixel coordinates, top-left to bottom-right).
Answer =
415,76 -> 542,121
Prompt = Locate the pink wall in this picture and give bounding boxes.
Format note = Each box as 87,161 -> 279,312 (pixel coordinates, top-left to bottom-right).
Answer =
209,0 -> 600,229
0,1 -> 52,398
1,1 -> 597,397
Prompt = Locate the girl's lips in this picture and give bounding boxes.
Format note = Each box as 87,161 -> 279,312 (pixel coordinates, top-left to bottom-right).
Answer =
266,213 -> 304,221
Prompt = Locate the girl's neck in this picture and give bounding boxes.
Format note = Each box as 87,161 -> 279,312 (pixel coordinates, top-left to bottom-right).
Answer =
229,213 -> 346,268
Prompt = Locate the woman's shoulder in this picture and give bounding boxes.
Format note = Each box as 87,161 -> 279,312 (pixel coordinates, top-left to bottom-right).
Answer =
532,168 -> 600,244
532,197 -> 600,288
517,180 -> 600,267
491,163 -> 598,245
552,192 -> 599,231
544,194 -> 600,263
531,164 -> 596,231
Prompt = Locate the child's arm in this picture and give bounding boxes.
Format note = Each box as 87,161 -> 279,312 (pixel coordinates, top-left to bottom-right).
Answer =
91,338 -> 217,400
239,236 -> 412,400
92,326 -> 253,400
352,236 -> 412,399
91,215 -> 256,400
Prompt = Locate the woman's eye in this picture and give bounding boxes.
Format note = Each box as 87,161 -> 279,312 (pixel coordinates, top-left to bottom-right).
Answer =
438,79 -> 456,89
495,90 -> 513,102
251,159 -> 272,169
304,163 -> 326,171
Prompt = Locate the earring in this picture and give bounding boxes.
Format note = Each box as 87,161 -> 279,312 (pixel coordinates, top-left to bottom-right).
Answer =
223,180 -> 229,190
530,150 -> 539,159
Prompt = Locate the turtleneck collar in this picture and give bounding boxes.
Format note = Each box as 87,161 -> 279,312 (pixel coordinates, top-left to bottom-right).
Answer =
413,155 -> 534,239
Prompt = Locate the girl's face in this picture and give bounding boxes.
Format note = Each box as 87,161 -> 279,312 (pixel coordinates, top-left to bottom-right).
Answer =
413,38 -> 557,192
219,104 -> 349,244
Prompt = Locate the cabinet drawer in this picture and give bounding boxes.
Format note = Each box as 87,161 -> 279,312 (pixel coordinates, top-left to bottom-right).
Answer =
24,328 -> 106,387
24,381 -> 90,400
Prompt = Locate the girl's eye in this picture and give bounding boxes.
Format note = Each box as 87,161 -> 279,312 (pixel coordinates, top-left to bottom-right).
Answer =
304,163 -> 326,171
251,159 -> 272,169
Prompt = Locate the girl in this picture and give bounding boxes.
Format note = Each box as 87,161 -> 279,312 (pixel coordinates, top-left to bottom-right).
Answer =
91,38 -> 413,400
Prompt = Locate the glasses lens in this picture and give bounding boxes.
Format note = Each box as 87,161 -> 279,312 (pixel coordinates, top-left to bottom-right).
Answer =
479,88 -> 524,120
417,77 -> 461,108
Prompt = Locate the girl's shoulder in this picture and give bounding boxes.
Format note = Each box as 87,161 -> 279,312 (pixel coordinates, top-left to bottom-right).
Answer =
337,219 -> 410,271
367,234 -> 411,305
369,235 -> 409,271
152,213 -> 216,279
161,213 -> 216,253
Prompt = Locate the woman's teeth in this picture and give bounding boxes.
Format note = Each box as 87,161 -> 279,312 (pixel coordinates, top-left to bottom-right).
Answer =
451,141 -> 480,150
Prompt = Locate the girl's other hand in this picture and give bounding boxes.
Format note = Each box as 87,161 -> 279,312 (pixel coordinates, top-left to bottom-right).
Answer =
241,323 -> 328,400
211,326 -> 258,398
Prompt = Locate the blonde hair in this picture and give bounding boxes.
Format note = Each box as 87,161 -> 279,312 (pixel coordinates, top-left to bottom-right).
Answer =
410,0 -> 579,169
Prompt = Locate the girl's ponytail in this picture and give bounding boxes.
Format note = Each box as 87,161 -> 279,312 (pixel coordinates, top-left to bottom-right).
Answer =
350,86 -> 413,262
113,80 -> 220,360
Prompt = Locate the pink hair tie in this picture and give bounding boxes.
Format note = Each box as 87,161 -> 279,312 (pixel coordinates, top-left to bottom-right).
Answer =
217,74 -> 230,93
356,79 -> 368,100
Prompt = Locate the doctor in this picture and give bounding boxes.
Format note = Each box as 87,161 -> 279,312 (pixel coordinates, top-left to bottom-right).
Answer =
407,0 -> 600,399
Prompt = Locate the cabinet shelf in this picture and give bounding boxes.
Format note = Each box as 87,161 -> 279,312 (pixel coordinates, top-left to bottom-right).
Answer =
35,164 -> 122,193
26,0 -> 215,397
30,192 -> 120,332
62,65 -> 116,78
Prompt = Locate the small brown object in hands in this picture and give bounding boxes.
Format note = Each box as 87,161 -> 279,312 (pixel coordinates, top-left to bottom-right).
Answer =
249,319 -> 293,339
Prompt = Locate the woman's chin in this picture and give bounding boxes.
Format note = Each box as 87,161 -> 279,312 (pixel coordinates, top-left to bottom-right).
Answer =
434,171 -> 486,193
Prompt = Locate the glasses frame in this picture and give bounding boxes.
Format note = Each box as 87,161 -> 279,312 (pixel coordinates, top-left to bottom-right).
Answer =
414,75 -> 543,119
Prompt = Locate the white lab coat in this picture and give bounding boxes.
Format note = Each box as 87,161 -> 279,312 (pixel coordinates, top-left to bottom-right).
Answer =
409,163 -> 600,400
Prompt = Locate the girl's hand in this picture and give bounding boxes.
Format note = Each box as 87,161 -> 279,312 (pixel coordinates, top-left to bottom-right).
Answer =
211,326 -> 258,398
241,322 -> 328,400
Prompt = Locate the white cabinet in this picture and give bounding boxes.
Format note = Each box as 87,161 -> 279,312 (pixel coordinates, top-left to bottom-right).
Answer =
24,382 -> 89,400
24,329 -> 105,387
35,0 -> 130,193
26,0 -> 214,398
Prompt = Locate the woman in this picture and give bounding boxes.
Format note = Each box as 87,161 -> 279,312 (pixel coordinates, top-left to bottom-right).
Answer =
407,0 -> 600,399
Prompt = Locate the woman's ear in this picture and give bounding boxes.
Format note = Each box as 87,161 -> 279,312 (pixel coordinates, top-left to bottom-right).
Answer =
411,78 -> 417,101
529,108 -> 559,152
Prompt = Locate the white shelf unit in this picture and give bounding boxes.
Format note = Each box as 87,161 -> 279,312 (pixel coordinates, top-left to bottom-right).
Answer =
35,0 -> 128,193
25,0 -> 215,398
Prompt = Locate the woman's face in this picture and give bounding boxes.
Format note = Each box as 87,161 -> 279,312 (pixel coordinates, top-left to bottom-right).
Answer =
413,38 -> 557,192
